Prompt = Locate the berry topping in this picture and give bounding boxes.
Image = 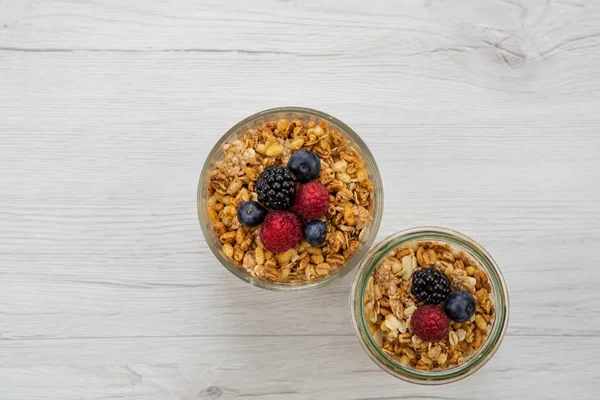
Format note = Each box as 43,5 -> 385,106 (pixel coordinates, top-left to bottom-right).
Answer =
444,290 -> 477,322
288,150 -> 321,183
303,220 -> 327,246
256,166 -> 296,210
236,201 -> 267,227
259,211 -> 302,253
410,305 -> 449,343
292,182 -> 330,220
411,267 -> 452,304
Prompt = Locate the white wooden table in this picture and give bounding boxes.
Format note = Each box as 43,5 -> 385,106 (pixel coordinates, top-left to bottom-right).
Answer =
2,0 -> 600,398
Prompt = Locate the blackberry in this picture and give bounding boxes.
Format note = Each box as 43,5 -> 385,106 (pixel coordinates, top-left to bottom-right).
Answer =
411,267 -> 451,304
256,166 -> 296,210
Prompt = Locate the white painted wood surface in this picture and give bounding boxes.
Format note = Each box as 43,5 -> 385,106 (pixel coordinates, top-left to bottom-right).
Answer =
1,0 -> 600,398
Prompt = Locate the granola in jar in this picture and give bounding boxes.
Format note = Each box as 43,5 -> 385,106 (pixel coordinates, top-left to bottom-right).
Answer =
363,241 -> 495,371
206,118 -> 375,283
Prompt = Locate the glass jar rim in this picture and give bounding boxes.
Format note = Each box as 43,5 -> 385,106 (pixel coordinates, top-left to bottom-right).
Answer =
197,106 -> 384,291
350,226 -> 509,384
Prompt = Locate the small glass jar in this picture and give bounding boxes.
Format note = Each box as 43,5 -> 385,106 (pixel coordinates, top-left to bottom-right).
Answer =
198,107 -> 383,291
350,227 -> 509,384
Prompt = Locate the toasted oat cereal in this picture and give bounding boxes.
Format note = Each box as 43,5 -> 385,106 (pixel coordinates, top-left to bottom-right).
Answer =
363,241 -> 495,371
207,119 -> 374,282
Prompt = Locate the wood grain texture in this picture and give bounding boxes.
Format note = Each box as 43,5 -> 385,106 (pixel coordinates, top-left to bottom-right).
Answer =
1,336 -> 598,400
1,0 -> 600,398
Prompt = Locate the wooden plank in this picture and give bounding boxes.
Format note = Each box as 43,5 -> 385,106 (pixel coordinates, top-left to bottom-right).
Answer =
0,336 -> 598,399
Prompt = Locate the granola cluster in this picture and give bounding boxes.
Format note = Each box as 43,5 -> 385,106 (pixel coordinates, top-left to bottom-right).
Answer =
363,241 -> 495,371
207,119 -> 374,282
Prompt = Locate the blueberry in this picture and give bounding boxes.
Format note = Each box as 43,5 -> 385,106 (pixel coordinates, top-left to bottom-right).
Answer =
303,220 -> 327,245
444,290 -> 476,322
288,150 -> 321,183
237,201 -> 267,227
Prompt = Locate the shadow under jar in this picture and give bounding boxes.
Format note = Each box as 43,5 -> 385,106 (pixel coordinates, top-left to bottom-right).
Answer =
198,107 -> 383,291
350,227 -> 509,384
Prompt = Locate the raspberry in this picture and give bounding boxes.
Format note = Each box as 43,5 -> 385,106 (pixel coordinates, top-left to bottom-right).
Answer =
256,166 -> 296,210
292,182 -> 330,220
259,211 -> 302,253
410,305 -> 449,343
